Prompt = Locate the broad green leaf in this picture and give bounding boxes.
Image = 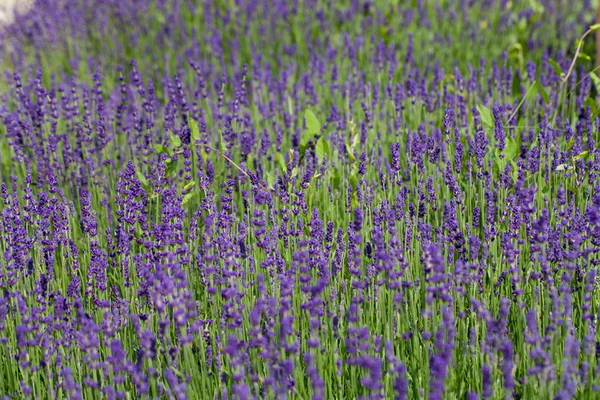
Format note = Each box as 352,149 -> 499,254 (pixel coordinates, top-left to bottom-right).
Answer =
154,144 -> 170,154
349,165 -> 359,188
315,137 -> 330,162
590,23 -> 600,32
476,105 -> 494,128
301,109 -> 320,148
275,153 -> 288,174
332,168 -> 341,190
578,52 -> 592,62
166,159 -> 178,177
548,59 -> 563,76
493,153 -> 505,174
170,132 -> 182,148
510,161 -> 518,183
574,150 -> 589,160
534,81 -> 550,103
136,170 -> 148,186
291,167 -> 299,179
184,181 -> 195,191
567,184 -> 578,194
555,164 -> 573,171
541,184 -> 550,195
305,109 -> 320,136
351,134 -> 360,150
346,143 -> 356,162
182,192 -> 195,205
189,118 -> 201,142
567,137 -> 575,150
504,136 -> 519,161
590,72 -> 600,92
584,97 -> 598,114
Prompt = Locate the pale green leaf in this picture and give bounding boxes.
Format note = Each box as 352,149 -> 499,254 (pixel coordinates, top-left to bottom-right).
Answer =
351,134 -> 360,150
305,110 -> 320,136
549,59 -> 563,76
170,132 -> 182,148
476,105 -> 494,128
534,81 -> 549,103
291,167 -> 299,179
154,144 -> 170,154
275,153 -> 288,174
504,136 -> 519,160
184,181 -> 195,191
182,192 -> 195,205
301,109 -> 320,148
220,131 -> 227,153
346,143 -> 356,162
136,170 -> 148,186
265,171 -> 276,190
189,118 -> 201,142
315,137 -> 330,162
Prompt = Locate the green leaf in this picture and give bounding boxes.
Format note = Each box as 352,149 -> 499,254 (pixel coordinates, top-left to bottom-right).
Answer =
351,134 -> 360,150
585,97 -> 598,113
220,131 -> 227,153
567,137 -> 575,150
504,136 -> 519,161
154,144 -> 170,154
301,109 -> 320,148
291,167 -> 299,179
590,72 -> 600,92
476,105 -> 494,128
275,153 -> 288,174
189,118 -> 201,142
349,165 -> 359,188
315,137 -> 330,162
541,184 -> 550,195
169,132 -> 182,148
305,110 -> 320,136
182,192 -> 195,205
578,52 -> 592,62
332,167 -> 341,190
549,59 -> 563,77
265,171 -> 276,190
555,164 -> 573,171
510,160 -> 518,183
165,158 -> 178,177
136,170 -> 148,186
534,81 -> 550,103
590,23 -> 600,32
574,150 -> 589,160
346,143 -> 356,162
184,181 -> 195,191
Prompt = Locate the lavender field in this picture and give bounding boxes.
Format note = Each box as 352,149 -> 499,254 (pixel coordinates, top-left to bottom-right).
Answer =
1,0 -> 600,399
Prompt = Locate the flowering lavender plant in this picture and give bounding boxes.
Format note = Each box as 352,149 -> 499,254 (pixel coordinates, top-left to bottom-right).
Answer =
1,0 -> 600,399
